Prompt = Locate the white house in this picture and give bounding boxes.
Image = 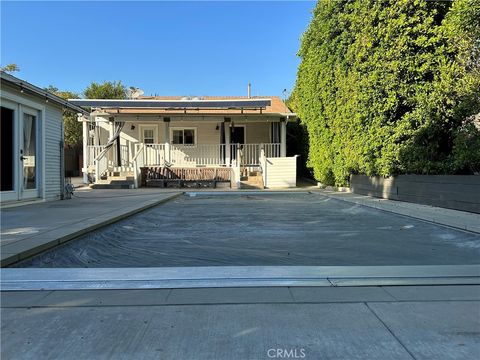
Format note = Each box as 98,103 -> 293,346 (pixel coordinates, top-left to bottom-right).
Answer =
0,72 -> 88,204
72,94 -> 298,189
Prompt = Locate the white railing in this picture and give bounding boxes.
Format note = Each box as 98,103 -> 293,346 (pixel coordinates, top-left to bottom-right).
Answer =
171,144 -> 226,166
87,145 -> 103,166
242,144 -> 261,166
143,143 -> 167,166
89,144 -> 135,167
132,144 -> 145,188
94,146 -> 114,180
263,143 -> 281,158
130,142 -> 281,168
231,143 -> 281,166
120,144 -> 129,166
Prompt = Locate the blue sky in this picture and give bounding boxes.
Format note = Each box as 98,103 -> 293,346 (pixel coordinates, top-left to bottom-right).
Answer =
1,1 -> 314,97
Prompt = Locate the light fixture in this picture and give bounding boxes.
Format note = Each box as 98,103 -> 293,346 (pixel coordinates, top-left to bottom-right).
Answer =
215,124 -> 219,131
131,124 -> 136,130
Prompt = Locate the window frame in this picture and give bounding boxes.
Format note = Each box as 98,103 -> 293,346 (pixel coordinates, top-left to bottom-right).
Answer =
170,127 -> 197,146
139,124 -> 158,144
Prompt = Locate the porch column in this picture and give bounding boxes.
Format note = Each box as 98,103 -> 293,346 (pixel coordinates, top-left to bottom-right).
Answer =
164,117 -> 170,164
280,118 -> 287,157
224,118 -> 231,166
81,115 -> 89,183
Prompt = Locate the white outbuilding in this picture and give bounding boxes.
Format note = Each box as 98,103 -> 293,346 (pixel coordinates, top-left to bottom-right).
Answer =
1,72 -> 88,204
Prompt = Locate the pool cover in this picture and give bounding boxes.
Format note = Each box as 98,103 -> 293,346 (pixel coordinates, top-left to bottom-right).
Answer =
13,193 -> 480,268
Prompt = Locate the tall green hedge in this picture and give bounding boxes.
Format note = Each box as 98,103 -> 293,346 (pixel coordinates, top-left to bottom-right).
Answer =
292,0 -> 480,186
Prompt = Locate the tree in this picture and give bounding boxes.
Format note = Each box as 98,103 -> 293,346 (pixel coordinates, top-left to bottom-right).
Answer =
84,81 -> 127,99
292,0 -> 480,186
1,63 -> 20,72
46,86 -> 82,147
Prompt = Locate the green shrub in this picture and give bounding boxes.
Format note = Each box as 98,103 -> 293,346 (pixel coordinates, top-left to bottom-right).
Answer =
292,0 -> 480,185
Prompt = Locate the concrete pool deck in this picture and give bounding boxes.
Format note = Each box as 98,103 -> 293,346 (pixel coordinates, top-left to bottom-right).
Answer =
0,189 -> 182,266
1,285 -> 479,359
318,189 -> 480,233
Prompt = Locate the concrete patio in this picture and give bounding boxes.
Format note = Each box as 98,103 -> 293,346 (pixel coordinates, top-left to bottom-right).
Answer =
0,189 -> 182,266
1,285 -> 479,360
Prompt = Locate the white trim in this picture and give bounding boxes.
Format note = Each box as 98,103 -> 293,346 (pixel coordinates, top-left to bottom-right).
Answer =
1,72 -> 88,115
170,126 -> 198,146
138,124 -> 159,144
1,89 -> 47,113
1,91 -> 46,202
19,105 -> 41,200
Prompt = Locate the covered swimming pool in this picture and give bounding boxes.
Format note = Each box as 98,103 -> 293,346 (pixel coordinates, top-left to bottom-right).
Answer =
12,192 -> 480,268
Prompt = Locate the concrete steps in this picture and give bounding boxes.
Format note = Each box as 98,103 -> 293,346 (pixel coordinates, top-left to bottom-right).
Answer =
91,174 -> 135,189
240,173 -> 263,189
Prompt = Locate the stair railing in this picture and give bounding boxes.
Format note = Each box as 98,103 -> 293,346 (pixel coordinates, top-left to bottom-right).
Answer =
259,147 -> 267,188
132,143 -> 145,188
94,146 -> 114,181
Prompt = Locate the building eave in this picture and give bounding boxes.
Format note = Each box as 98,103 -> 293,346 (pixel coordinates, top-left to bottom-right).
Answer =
0,71 -> 89,115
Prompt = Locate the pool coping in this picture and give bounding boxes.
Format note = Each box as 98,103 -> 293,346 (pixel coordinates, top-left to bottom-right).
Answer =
1,192 -> 183,267
2,265 -> 479,290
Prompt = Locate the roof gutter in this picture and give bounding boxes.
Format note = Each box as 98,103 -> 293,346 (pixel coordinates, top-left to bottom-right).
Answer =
0,71 -> 89,115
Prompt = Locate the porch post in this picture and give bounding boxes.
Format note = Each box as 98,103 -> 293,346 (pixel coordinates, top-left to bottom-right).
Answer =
164,117 -> 170,164
280,118 -> 287,157
81,115 -> 89,184
224,117 -> 231,166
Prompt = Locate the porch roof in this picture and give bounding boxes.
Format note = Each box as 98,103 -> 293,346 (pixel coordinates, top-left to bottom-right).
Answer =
69,96 -> 296,118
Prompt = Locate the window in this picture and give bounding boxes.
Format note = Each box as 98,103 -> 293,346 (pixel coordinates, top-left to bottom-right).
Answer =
143,129 -> 155,144
172,128 -> 195,145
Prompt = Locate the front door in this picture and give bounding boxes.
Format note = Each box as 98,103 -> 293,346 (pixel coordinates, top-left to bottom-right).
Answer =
230,126 -> 245,162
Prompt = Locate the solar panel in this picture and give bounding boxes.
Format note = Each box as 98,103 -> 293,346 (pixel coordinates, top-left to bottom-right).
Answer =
68,99 -> 271,109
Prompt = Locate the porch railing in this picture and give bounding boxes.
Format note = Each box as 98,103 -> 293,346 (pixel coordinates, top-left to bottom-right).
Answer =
87,145 -> 103,166
263,143 -> 281,158
88,144 -> 133,167
94,146 -> 115,180
92,143 -> 282,170
171,144 -> 226,166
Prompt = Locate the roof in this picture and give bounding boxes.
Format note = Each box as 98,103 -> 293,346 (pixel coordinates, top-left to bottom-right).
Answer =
69,95 -> 295,117
0,71 -> 89,115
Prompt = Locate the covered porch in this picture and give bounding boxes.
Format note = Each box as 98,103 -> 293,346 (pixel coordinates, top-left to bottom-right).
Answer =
73,97 -> 296,188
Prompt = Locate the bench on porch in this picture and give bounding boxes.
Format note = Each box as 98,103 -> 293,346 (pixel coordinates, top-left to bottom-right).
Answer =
140,167 -> 232,189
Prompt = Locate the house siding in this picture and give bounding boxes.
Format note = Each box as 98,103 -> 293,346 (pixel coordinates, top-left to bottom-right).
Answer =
44,104 -> 64,200
264,156 -> 297,188
118,116 -> 276,145
0,85 -> 64,202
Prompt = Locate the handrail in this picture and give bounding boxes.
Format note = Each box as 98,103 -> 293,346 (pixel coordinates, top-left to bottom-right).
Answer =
132,143 -> 145,162
132,144 -> 145,188
94,146 -> 111,180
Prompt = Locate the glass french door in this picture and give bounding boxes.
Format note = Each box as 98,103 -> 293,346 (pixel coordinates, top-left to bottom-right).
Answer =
0,104 -> 40,202
17,107 -> 40,200
21,112 -> 37,196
